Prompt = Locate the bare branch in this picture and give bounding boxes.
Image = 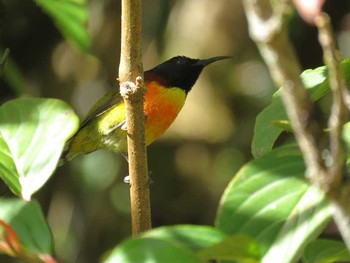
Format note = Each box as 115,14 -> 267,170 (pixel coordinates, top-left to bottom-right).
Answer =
342,89 -> 350,112
315,13 -> 347,190
315,13 -> 350,250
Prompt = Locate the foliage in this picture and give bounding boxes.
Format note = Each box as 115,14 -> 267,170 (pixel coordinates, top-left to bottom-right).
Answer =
0,199 -> 54,262
0,1 -> 349,262
35,0 -> 90,52
0,61 -> 348,262
103,226 -> 260,263
302,238 -> 350,263
252,58 -> 350,158
0,98 -> 79,200
2,0 -> 90,95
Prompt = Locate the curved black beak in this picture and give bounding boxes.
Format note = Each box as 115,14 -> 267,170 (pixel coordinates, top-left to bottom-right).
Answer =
196,56 -> 232,67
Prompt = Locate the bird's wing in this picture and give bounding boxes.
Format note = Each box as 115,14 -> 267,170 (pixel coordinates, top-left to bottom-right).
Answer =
79,87 -> 123,129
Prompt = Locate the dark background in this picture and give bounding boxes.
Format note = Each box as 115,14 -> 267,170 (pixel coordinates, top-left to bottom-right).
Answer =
1,0 -> 350,262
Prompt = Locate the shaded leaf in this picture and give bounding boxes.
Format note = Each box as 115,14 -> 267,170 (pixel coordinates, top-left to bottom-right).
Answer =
0,98 -> 79,199
0,220 -> 22,255
216,145 -> 332,263
302,239 -> 350,263
0,198 -> 53,255
271,120 -> 293,132
252,98 -> 287,158
35,0 -> 90,52
252,59 -> 350,158
198,234 -> 260,263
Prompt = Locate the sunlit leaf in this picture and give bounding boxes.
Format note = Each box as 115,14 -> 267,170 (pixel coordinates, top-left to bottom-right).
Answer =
35,0 -> 90,52
103,237 -> 202,263
0,198 -> 53,255
103,225 -> 239,263
198,234 -> 260,263
302,239 -> 350,263
252,59 -> 350,158
143,225 -> 227,252
216,145 -> 332,263
0,98 -> 79,199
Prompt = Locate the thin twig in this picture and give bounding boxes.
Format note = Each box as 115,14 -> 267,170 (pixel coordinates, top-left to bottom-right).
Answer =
0,48 -> 9,78
315,13 -> 346,190
342,89 -> 350,112
242,0 -> 328,187
315,13 -> 350,250
118,0 -> 152,235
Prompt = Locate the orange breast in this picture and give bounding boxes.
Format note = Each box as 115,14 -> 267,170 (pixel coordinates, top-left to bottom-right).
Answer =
144,81 -> 186,145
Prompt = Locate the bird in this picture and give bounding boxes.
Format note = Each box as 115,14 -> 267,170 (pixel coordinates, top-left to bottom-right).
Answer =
60,56 -> 230,164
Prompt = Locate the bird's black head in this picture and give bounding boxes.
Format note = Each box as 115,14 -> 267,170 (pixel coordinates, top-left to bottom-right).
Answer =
146,56 -> 230,93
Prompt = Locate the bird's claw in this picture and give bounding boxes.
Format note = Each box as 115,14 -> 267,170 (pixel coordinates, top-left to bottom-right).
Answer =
123,171 -> 153,185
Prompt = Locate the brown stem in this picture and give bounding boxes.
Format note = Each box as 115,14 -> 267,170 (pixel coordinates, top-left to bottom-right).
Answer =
315,13 -> 347,190
118,0 -> 152,235
315,13 -> 350,250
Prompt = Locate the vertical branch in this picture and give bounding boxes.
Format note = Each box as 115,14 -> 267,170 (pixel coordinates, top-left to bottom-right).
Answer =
119,0 -> 143,81
315,13 -> 350,250
118,0 -> 152,235
315,14 -> 346,189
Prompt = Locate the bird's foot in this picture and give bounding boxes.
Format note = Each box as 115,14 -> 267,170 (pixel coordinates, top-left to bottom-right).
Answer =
123,171 -> 153,185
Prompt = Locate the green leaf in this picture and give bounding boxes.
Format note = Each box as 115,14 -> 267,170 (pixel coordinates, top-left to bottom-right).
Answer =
216,145 -> 332,263
35,0 -> 90,52
144,225 -> 261,263
252,58 -> 350,158
0,198 -> 53,254
302,239 -> 350,263
252,98 -> 287,158
143,225 -> 227,252
198,234 -> 260,263
103,237 -> 203,263
271,120 -> 293,132
0,98 -> 79,199
2,54 -> 25,96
